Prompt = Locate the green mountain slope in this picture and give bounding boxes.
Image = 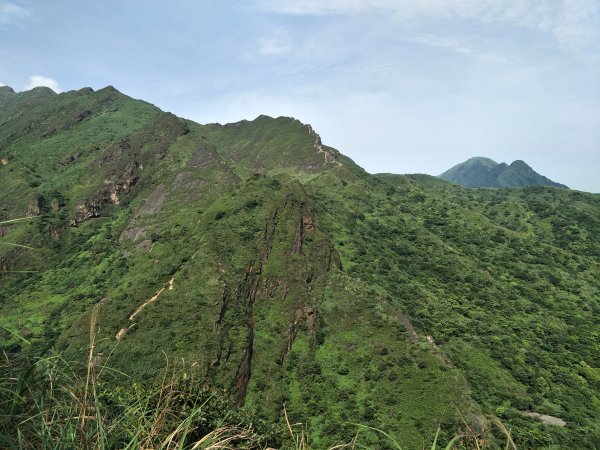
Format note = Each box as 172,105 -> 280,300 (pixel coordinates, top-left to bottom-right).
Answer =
1,86 -> 599,448
439,156 -> 568,189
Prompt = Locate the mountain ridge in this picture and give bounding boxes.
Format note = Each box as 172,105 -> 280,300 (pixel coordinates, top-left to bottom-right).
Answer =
1,86 -> 599,448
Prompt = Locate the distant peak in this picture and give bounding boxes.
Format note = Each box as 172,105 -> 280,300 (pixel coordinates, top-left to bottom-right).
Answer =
465,156 -> 498,165
0,85 -> 16,95
247,115 -> 317,133
27,86 -> 57,95
509,160 -> 530,169
254,114 -> 301,125
439,156 -> 568,189
97,85 -> 122,95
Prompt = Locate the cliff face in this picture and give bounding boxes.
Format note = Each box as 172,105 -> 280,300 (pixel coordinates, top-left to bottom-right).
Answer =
1,86 -> 599,448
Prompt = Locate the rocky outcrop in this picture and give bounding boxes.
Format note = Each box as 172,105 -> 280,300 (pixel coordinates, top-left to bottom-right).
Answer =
172,171 -> 209,191
134,113 -> 190,161
232,262 -> 261,405
189,143 -> 218,168
71,160 -> 138,225
137,184 -> 167,216
306,124 -> 342,167
41,109 -> 92,138
119,184 -> 168,248
293,202 -> 315,253
88,140 -> 130,171
27,199 -> 41,217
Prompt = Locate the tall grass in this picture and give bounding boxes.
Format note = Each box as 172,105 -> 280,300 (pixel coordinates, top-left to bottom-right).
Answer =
0,344 -> 515,449
0,308 -> 261,449
0,299 -> 516,449
1,351 -> 265,449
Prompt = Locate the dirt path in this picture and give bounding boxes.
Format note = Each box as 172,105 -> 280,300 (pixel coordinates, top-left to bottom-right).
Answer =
116,276 -> 175,340
129,276 -> 175,320
522,411 -> 566,426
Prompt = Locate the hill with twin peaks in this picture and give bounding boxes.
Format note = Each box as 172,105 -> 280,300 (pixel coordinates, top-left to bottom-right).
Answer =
1,85 -> 599,448
439,156 -> 569,189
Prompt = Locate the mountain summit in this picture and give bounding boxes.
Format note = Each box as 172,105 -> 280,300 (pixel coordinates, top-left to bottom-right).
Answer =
439,156 -> 568,189
0,85 -> 16,99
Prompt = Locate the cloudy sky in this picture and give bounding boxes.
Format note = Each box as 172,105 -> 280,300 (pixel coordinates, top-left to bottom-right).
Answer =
1,0 -> 599,192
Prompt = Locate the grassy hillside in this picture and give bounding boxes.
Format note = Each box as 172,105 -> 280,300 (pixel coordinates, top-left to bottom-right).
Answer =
1,86 -> 599,448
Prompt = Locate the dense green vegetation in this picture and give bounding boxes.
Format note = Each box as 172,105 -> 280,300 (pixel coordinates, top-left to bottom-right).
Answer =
1,86 -> 599,448
439,156 -> 568,189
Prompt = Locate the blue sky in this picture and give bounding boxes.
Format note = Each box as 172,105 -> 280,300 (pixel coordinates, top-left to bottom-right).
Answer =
1,0 -> 599,192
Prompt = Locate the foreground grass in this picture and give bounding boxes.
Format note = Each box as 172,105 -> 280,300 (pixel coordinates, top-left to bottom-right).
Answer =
0,349 -> 263,449
0,344 -> 516,449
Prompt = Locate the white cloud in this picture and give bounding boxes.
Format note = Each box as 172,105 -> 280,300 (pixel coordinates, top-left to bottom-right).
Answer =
253,0 -> 390,15
550,0 -> 600,53
255,0 -> 600,53
409,34 -> 512,64
24,75 -> 62,93
258,36 -> 291,56
0,1 -> 30,26
412,34 -> 473,55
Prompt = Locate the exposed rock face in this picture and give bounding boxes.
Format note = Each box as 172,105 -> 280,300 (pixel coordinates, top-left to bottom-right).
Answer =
89,140 -> 131,171
136,112 -> 190,161
119,184 -> 168,248
71,160 -> 139,225
137,184 -> 167,216
27,199 -> 42,217
189,144 -> 218,168
293,202 -> 315,253
120,226 -> 147,243
172,171 -> 209,191
41,109 -> 92,138
307,124 -> 342,167
65,112 -> 189,227
106,160 -> 139,202
200,188 -> 342,408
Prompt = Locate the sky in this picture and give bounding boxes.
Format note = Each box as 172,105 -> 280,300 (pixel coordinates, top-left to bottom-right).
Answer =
1,0 -> 599,192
